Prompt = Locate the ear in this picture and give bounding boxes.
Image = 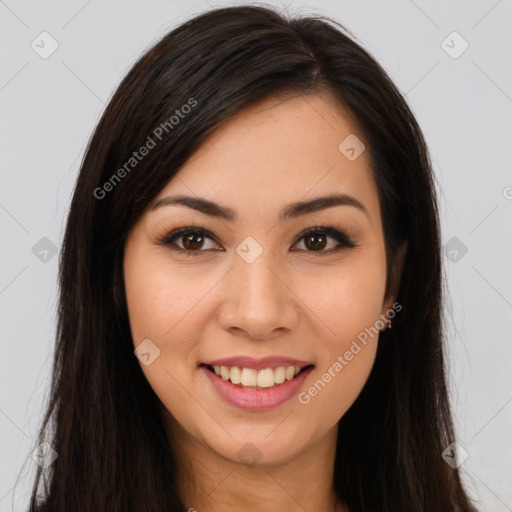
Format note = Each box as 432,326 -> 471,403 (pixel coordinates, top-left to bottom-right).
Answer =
381,241 -> 407,314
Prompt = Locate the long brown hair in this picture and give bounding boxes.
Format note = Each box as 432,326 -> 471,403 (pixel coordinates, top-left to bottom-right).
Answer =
25,5 -> 478,511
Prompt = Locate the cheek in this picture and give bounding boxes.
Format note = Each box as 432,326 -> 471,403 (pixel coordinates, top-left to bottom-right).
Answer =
295,292 -> 382,425
123,249 -> 211,426
297,339 -> 378,430
123,246 -> 225,407
293,255 -> 385,417
124,250 -> 214,346
304,253 -> 387,344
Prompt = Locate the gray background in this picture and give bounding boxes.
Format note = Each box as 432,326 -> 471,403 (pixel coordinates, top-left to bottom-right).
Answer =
1,0 -> 511,510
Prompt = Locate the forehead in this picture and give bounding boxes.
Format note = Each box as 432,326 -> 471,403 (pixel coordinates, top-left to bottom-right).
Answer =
153,92 -> 380,227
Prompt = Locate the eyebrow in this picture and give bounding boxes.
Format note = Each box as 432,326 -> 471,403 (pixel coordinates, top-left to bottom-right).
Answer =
150,193 -> 369,221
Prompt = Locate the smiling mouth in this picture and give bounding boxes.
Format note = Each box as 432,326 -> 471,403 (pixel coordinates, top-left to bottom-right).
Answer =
202,364 -> 315,390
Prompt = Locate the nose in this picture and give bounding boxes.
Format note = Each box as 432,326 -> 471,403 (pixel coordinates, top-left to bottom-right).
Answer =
216,252 -> 300,340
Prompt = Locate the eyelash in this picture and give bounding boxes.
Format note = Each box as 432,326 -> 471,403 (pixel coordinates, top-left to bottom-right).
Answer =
157,225 -> 357,257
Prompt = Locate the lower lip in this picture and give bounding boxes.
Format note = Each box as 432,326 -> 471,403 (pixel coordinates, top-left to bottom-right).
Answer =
200,365 -> 314,411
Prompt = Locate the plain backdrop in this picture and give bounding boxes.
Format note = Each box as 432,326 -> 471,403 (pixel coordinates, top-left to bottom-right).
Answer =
1,0 -> 511,510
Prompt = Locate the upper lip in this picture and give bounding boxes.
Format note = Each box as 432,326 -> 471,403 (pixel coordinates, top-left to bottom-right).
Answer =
201,356 -> 314,371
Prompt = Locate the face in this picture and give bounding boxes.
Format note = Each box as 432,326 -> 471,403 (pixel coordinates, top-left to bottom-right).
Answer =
123,92 -> 399,468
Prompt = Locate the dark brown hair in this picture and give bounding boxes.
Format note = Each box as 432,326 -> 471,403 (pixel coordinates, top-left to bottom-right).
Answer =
24,4 -> 478,511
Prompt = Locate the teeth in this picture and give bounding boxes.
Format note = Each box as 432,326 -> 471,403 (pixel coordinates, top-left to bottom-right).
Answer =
230,366 -> 241,384
274,366 -> 285,384
257,368 -> 274,388
211,364 -> 307,388
241,368 -> 257,386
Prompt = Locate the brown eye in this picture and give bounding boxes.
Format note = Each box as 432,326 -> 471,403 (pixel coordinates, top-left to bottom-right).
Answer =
303,233 -> 328,251
159,225 -> 356,256
293,227 -> 356,254
182,232 -> 205,251
159,228 -> 220,253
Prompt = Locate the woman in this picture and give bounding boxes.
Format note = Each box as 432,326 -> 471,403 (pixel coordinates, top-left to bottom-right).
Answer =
27,5 -> 479,511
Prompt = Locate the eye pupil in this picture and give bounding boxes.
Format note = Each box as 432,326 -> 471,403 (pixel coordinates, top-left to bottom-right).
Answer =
305,234 -> 327,251
184,233 -> 204,250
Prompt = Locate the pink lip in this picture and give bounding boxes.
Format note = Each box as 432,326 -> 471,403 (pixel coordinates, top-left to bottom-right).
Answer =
201,356 -> 314,371
200,365 -> 314,411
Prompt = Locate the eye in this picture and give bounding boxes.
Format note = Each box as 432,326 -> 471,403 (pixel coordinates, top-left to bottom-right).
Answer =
157,225 -> 356,256
158,227 -> 221,254
291,226 -> 357,254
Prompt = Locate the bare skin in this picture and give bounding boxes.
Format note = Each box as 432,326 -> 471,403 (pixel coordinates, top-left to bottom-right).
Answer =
124,92 -> 405,512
